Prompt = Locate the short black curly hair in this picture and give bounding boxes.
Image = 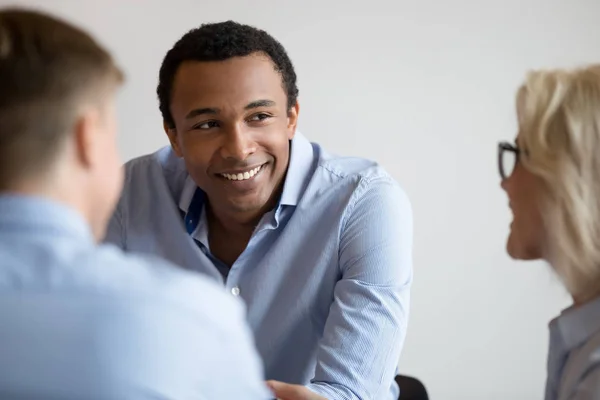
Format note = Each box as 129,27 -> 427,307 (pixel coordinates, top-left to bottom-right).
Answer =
157,20 -> 299,128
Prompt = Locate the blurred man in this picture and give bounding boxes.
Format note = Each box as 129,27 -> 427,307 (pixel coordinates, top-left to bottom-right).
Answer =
106,21 -> 413,400
0,9 -> 270,399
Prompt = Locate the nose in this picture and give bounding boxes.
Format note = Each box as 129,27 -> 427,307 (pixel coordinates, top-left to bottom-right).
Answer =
220,124 -> 256,161
500,175 -> 509,192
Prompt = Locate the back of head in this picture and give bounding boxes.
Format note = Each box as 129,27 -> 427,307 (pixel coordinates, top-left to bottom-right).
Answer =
517,64 -> 600,301
0,8 -> 124,238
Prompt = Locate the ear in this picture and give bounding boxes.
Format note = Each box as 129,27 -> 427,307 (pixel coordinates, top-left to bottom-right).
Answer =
286,101 -> 300,140
73,106 -> 102,169
164,121 -> 183,158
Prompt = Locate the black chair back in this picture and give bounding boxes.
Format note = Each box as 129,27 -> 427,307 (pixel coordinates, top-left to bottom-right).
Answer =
396,375 -> 428,400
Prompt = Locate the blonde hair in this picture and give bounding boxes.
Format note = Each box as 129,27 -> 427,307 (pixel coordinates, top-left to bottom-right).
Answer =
517,64 -> 600,302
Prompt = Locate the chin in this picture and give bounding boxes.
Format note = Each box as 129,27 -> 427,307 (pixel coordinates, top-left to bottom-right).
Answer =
228,196 -> 266,214
506,241 -> 522,260
506,235 -> 542,261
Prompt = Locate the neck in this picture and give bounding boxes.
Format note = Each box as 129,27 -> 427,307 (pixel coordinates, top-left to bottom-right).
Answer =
6,173 -> 99,241
206,203 -> 261,237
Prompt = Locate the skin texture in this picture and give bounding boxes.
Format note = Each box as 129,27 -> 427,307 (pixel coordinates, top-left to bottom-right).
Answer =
81,97 -> 123,240
12,90 -> 123,242
267,380 -> 327,400
500,136 -> 545,261
165,53 -> 299,266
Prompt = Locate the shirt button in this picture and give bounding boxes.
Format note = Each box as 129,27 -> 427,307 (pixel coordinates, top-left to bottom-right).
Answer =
231,286 -> 240,296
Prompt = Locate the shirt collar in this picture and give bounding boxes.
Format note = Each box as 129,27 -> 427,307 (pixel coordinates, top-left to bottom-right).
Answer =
179,175 -> 198,214
550,295 -> 600,351
178,131 -> 315,213
279,131 -> 314,207
0,194 -> 93,241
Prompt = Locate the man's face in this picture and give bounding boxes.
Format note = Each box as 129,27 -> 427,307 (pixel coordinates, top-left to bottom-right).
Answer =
166,54 -> 298,219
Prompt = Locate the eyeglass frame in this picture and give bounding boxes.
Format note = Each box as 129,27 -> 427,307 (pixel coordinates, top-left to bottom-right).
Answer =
497,141 -> 521,180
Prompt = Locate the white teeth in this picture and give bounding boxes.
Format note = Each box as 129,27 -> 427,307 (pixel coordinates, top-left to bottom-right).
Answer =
221,165 -> 263,181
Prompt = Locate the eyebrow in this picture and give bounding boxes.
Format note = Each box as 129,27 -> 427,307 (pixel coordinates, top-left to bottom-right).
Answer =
184,100 -> 276,119
185,107 -> 219,119
245,99 -> 276,109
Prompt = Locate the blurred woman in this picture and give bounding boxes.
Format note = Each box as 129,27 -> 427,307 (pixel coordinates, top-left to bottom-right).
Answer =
499,64 -> 600,399
270,65 -> 600,400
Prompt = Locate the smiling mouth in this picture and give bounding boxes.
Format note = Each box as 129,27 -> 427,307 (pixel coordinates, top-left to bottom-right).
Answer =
219,164 -> 265,181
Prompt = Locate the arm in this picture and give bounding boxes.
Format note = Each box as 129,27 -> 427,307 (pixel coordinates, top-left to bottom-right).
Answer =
307,177 -> 413,400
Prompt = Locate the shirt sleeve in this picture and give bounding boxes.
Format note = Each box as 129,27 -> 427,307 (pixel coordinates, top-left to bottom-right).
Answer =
306,176 -> 413,400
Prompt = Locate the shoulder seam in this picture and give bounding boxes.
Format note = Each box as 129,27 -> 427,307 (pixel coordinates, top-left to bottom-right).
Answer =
340,174 -> 396,233
340,175 -> 370,234
316,160 -> 346,179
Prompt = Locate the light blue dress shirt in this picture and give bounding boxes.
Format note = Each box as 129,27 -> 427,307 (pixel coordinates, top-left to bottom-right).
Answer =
545,296 -> 600,400
0,195 -> 270,400
106,132 -> 413,400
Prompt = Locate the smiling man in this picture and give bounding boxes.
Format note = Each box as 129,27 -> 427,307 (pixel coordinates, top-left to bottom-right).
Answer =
0,10 -> 270,399
106,21 -> 413,400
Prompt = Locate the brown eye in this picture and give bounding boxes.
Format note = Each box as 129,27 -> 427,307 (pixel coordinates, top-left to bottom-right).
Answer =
249,113 -> 271,122
193,120 -> 219,130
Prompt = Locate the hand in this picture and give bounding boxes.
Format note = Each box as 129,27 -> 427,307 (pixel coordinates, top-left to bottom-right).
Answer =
266,380 -> 328,400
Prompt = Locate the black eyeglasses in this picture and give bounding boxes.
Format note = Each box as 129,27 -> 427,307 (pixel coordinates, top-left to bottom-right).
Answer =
498,141 -> 521,180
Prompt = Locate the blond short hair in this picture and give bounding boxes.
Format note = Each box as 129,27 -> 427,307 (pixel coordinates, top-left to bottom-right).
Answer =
0,8 -> 123,189
517,65 -> 600,301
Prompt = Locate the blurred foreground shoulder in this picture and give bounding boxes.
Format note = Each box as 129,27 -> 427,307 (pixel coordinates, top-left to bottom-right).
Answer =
87,245 -> 272,399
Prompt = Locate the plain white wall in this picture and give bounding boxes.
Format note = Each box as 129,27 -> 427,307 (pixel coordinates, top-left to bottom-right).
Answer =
5,0 -> 600,398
